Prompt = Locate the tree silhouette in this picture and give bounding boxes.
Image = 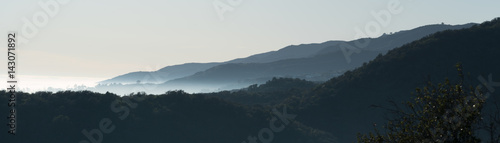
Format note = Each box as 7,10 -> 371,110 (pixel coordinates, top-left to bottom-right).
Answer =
358,64 -> 487,142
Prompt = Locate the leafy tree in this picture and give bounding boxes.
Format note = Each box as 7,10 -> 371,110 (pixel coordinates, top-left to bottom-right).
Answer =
358,64 -> 486,142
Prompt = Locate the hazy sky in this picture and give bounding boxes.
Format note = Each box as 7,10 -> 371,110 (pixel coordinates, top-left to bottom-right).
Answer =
0,0 -> 499,81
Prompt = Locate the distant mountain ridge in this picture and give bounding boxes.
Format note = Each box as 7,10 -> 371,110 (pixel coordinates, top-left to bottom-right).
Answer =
99,41 -> 343,84
100,63 -> 221,84
98,23 -> 476,93
227,41 -> 343,63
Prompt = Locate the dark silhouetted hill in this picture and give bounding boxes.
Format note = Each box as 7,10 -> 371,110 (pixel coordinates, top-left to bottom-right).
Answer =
205,77 -> 319,105
0,90 -> 336,143
282,18 -> 500,142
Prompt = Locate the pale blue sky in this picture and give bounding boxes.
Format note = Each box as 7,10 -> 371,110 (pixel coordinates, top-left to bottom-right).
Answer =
0,0 -> 499,80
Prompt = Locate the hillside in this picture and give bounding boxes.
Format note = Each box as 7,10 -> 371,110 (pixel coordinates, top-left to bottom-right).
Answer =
283,18 -> 500,142
205,77 -> 319,105
0,90 -> 336,143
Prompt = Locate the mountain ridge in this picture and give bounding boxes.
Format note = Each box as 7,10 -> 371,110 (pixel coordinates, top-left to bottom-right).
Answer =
98,23 -> 476,93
